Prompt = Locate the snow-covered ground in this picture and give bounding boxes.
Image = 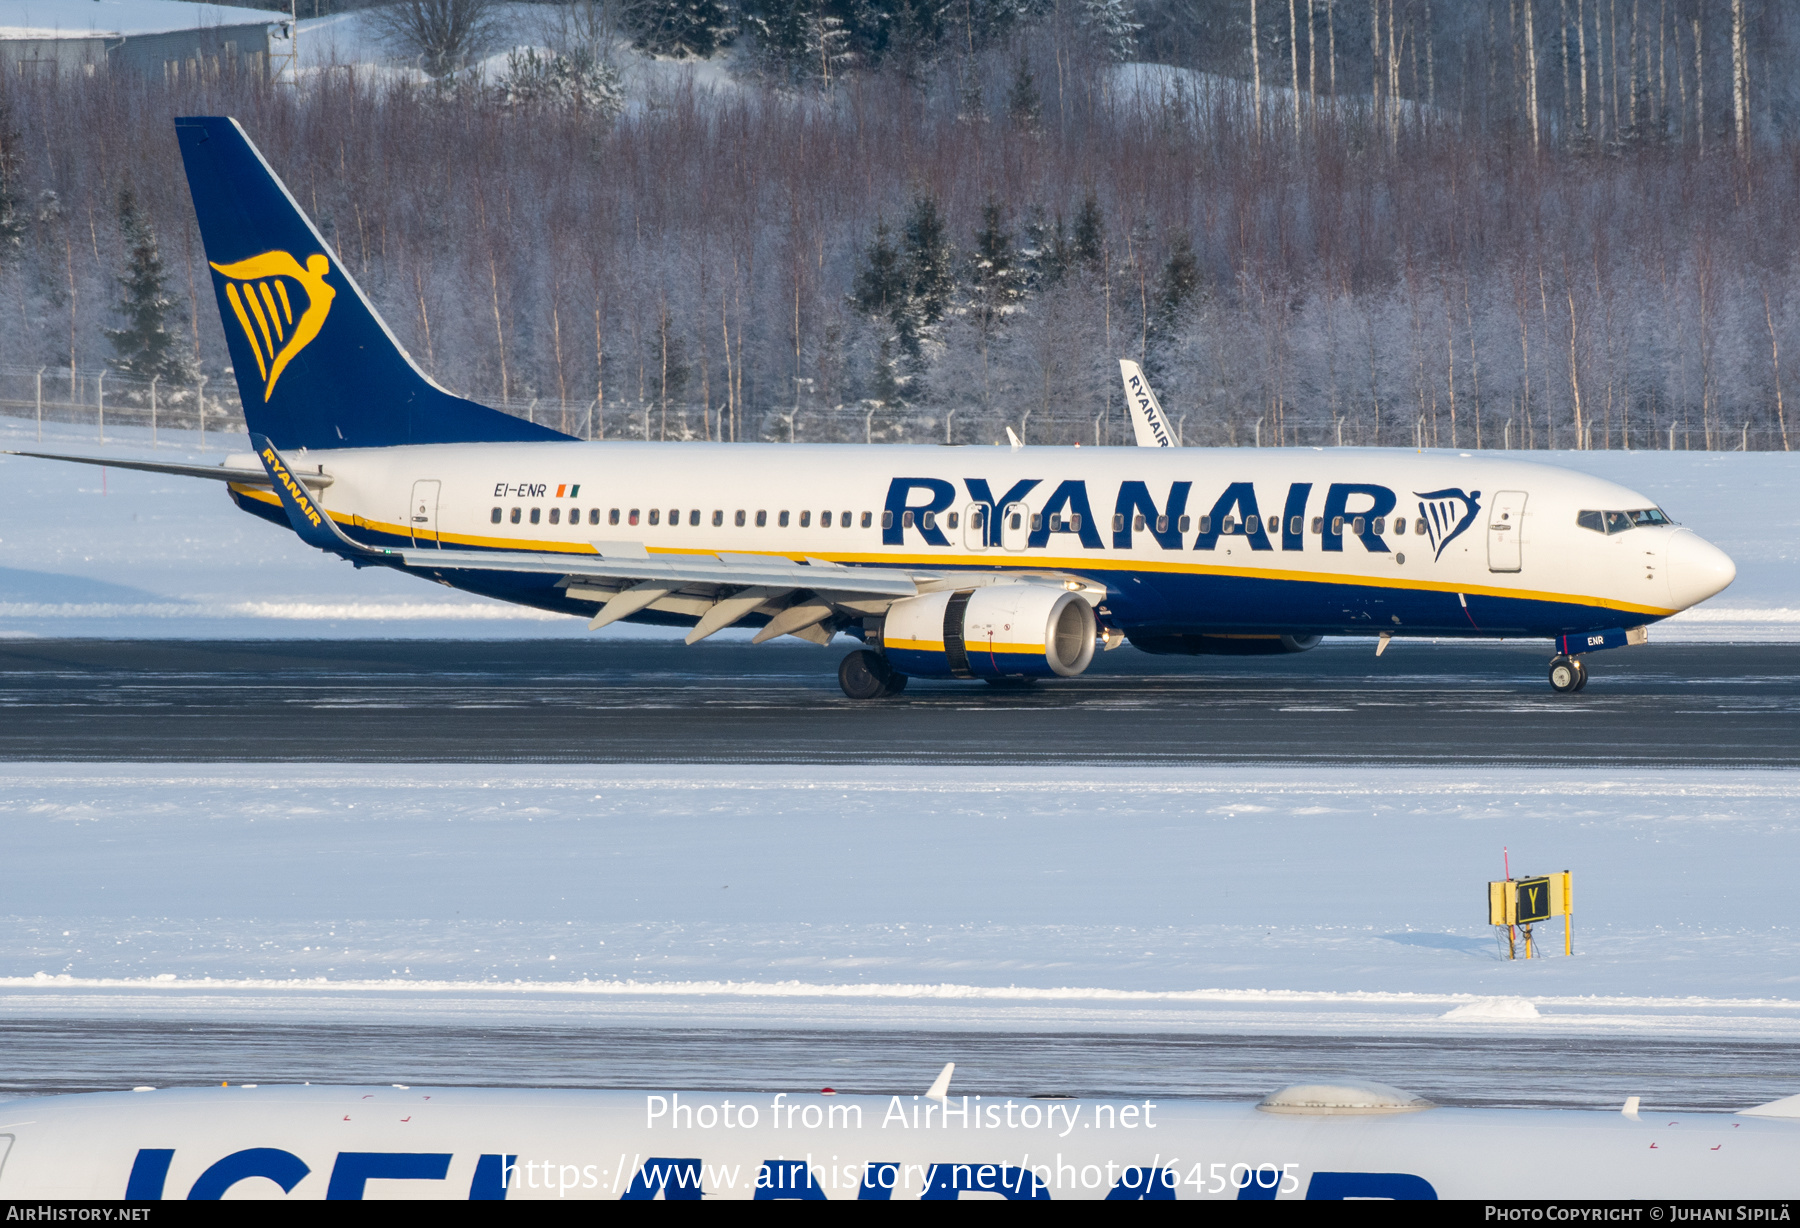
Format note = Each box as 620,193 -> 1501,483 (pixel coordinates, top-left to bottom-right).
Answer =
2,416 -> 1794,640
3,763 -> 1797,1038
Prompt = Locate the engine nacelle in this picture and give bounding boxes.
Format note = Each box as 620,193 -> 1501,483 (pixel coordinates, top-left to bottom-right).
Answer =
882,584 -> 1098,679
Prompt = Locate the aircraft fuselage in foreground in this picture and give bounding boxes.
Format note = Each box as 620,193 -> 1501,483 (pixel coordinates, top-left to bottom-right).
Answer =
5,1081 -> 1798,1200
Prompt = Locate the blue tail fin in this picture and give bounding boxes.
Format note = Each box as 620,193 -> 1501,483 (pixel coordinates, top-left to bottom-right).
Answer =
175,116 -> 570,450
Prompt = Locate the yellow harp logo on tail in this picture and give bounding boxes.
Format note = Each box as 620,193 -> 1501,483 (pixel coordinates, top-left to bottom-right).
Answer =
210,251 -> 336,402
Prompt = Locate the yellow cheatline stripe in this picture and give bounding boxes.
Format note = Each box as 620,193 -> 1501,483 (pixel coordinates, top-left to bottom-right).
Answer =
226,486 -> 1674,618
888,637 -> 1045,656
223,284 -> 268,380
259,281 -> 285,342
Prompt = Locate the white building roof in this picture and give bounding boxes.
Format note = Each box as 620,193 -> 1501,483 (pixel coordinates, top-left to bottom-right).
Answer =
0,0 -> 279,38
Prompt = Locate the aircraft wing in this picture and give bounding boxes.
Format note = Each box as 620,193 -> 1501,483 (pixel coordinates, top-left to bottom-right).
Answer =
394,545 -> 922,597
1118,359 -> 1177,447
3,449 -> 333,488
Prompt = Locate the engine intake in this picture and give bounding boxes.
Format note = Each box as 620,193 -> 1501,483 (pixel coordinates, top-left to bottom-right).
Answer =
883,585 -> 1098,679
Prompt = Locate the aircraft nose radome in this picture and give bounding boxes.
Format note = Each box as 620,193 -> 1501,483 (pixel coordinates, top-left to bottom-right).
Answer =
1666,529 -> 1737,610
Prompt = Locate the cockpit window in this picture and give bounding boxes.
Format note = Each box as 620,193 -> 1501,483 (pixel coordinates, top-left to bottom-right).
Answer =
1577,508 -> 1673,535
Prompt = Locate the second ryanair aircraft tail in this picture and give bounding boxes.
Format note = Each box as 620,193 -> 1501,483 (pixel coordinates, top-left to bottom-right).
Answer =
175,116 -> 570,450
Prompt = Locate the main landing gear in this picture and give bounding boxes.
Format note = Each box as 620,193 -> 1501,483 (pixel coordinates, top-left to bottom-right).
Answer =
839,649 -> 909,699
1547,654 -> 1589,694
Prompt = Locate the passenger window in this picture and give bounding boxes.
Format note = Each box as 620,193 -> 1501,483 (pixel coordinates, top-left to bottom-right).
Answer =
1391,516 -> 1404,535
1311,516 -> 1324,534
1031,514 -> 1042,531
1196,515 -> 1210,534
713,510 -> 724,526
1009,513 -> 1022,530
902,510 -> 915,528
946,512 -> 957,529
628,509 -> 640,526
1048,514 -> 1061,531
779,510 -> 790,528
1221,516 -> 1236,534
510,507 -> 521,524
490,507 -> 502,524
570,507 -> 580,523
1155,515 -> 1168,534
842,510 -> 852,528
530,508 -> 542,525
609,508 -> 620,525
1331,516 -> 1343,534
971,509 -> 984,531
1415,517 -> 1427,535
879,511 -> 891,529
1070,513 -> 1083,532
550,508 -> 562,525
1372,517 -> 1386,534
690,510 -> 700,526
822,511 -> 833,528
1289,516 -> 1302,535
668,509 -> 678,525
591,509 -> 602,525
737,510 -> 748,527
800,510 -> 811,528
1179,515 -> 1191,533
1245,515 -> 1260,534
1352,516 -> 1365,535
648,509 -> 660,526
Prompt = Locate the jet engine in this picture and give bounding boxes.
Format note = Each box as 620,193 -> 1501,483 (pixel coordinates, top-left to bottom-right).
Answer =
882,584 -> 1098,679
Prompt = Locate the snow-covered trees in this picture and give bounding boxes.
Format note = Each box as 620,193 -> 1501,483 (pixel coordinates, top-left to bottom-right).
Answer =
9,4 -> 1800,450
494,47 -> 626,116
104,182 -> 193,387
632,0 -> 734,58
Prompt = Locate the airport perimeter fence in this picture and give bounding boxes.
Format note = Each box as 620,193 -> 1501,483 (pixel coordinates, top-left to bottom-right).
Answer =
3,366 -> 1793,453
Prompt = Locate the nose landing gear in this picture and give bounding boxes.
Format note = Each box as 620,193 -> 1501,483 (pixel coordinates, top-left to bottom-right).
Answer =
839,649 -> 909,699
1548,654 -> 1589,693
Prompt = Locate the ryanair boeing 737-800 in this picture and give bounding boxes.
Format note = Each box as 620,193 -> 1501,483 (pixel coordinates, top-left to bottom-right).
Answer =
7,118 -> 1737,696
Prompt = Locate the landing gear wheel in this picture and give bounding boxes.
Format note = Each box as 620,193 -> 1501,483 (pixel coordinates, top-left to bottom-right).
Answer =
839,649 -> 907,699
1548,655 -> 1585,694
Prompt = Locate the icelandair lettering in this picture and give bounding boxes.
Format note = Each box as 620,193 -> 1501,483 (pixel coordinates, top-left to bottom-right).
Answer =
121,1146 -> 1432,1200
882,477 -> 1468,556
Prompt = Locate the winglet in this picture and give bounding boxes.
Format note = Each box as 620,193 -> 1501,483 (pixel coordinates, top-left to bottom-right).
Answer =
1621,1096 -> 1640,1119
925,1062 -> 954,1104
1119,359 -> 1176,447
250,432 -> 385,560
1005,427 -> 1023,450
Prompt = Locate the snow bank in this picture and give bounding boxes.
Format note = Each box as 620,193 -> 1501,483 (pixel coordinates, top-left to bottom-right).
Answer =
3,763 -> 1798,1036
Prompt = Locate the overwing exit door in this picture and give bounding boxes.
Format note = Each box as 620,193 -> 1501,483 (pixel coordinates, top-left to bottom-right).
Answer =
410,479 -> 441,547
1487,490 -> 1526,572
1001,502 -> 1031,551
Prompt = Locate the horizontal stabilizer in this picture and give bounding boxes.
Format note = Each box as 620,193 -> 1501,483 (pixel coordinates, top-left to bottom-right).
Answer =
4,449 -> 331,488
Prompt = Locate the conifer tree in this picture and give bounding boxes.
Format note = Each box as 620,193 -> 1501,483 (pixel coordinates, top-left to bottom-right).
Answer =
1005,56 -> 1042,130
632,0 -> 733,58
0,104 -> 25,255
1071,192 -> 1105,271
106,182 -> 194,385
899,194 -> 954,349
